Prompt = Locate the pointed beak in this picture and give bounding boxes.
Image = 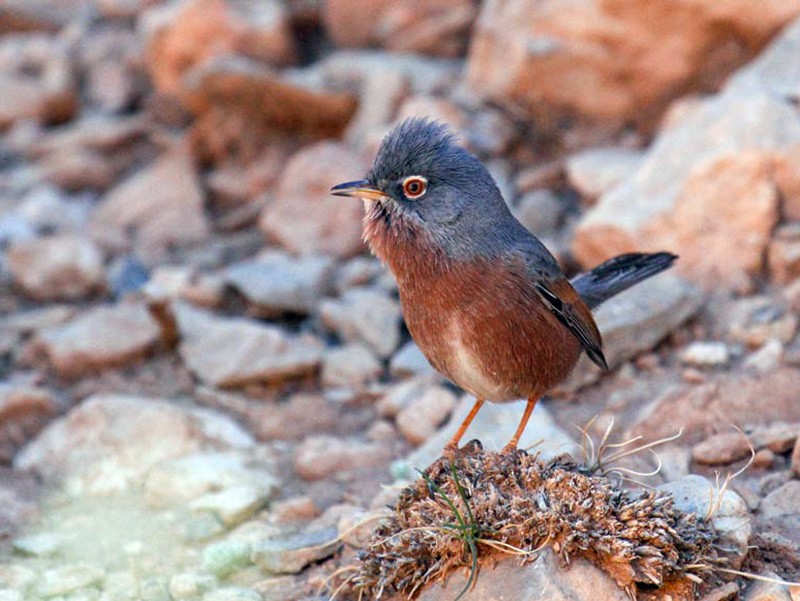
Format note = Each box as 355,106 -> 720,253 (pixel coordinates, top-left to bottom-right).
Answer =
330,179 -> 387,201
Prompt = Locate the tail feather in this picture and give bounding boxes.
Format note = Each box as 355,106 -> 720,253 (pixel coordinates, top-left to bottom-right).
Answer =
570,252 -> 678,310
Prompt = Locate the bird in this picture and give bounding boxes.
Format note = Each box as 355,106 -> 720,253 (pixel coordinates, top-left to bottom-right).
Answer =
331,118 -> 676,454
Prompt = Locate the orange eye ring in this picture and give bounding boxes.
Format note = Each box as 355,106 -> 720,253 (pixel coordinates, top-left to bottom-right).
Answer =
402,176 -> 427,199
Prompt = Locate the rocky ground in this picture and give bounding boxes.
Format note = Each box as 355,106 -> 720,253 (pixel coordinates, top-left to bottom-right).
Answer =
1,1 -> 800,600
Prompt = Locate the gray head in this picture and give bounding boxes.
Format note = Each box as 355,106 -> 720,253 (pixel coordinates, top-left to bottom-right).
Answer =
331,118 -> 521,258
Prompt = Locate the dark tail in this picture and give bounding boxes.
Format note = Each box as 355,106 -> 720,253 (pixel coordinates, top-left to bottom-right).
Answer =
570,252 -> 678,310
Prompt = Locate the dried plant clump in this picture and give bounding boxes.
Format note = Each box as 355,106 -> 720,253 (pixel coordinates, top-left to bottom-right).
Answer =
348,441 -> 718,600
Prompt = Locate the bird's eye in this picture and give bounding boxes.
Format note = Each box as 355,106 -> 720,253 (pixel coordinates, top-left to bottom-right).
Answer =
402,176 -> 427,199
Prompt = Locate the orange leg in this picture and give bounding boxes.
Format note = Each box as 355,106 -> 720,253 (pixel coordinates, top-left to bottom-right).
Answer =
444,398 -> 485,454
502,397 -> 539,453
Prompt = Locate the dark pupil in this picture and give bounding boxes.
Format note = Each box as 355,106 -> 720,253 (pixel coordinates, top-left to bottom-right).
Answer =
407,181 -> 420,194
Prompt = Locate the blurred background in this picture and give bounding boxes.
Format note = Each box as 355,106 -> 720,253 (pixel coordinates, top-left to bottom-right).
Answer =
1,0 -> 800,599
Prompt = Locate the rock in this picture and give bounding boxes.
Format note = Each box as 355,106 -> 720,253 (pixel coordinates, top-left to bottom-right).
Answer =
0,384 -> 57,463
321,344 -> 383,389
389,341 -> 435,378
692,432 -> 752,465
659,474 -> 751,565
173,302 -> 322,387
744,339 -> 785,373
566,147 -> 645,201
416,547 -> 628,601
8,235 -> 104,301
750,423 -> 799,454
203,587 -> 262,601
559,273 -> 702,392
324,0 -> 476,58
224,252 -> 335,316
259,141 -> 367,258
698,583 -> 740,601
573,91 -> 800,287
14,394 -> 254,495
202,541 -> 252,578
466,0 -> 800,132
169,573 -> 218,600
35,148 -> 117,191
32,301 -> 161,378
26,114 -> 147,160
344,69 -> 408,148
744,578 -> 794,601
0,34 -> 77,128
680,341 -> 730,367
334,257 -> 383,293
632,368 -> 800,445
190,485 -> 270,527
769,224 -> 800,285
724,297 -> 798,347
37,564 -> 104,597
293,435 -> 392,481
142,0 -> 295,95
79,27 -> 142,114
395,95 -> 465,130
760,481 -> 800,518
512,189 -> 565,236
12,532 -> 61,557
144,450 -> 277,508
319,288 -> 402,358
395,386 -> 457,446
91,140 -> 209,256
395,397 -> 579,479
251,392 -> 342,441
0,468 -> 41,538
181,55 -> 357,162
251,527 -> 340,574
465,109 -> 517,157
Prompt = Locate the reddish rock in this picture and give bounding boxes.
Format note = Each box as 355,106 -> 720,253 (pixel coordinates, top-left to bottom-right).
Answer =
259,142 -> 367,258
573,93 -> 798,288
466,0 -> 800,132
0,385 -> 57,463
181,56 -> 357,163
91,140 -> 210,255
293,435 -> 391,481
0,34 -> 77,128
630,368 -> 800,445
324,0 -> 476,58
8,235 -> 104,301
142,0 -> 295,96
32,301 -> 162,378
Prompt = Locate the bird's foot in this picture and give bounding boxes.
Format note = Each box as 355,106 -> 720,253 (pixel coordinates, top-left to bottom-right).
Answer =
442,442 -> 460,457
500,442 -> 521,455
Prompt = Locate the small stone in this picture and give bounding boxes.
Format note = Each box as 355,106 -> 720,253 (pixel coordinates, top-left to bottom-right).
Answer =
727,298 -> 798,347
259,142 -> 367,258
8,235 -> 104,301
251,527 -> 340,574
0,384 -> 57,462
91,141 -> 209,257
761,481 -> 800,518
293,435 -> 392,481
745,339 -> 785,373
698,583 -> 739,601
769,223 -> 800,284
566,147 -> 644,201
173,302 -> 322,387
750,422 -> 799,454
320,288 -> 402,358
395,386 -> 457,445
169,573 -> 218,600
190,485 -> 269,527
202,587 -> 262,601
377,377 -> 433,418
38,564 -> 104,597
692,433 -> 752,465
512,189 -> 564,236
32,301 -> 161,378
753,448 -> 776,469
202,541 -> 252,578
12,532 -> 61,557
659,474 -> 751,566
224,252 -> 334,317
321,344 -> 383,388
680,341 -> 730,367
